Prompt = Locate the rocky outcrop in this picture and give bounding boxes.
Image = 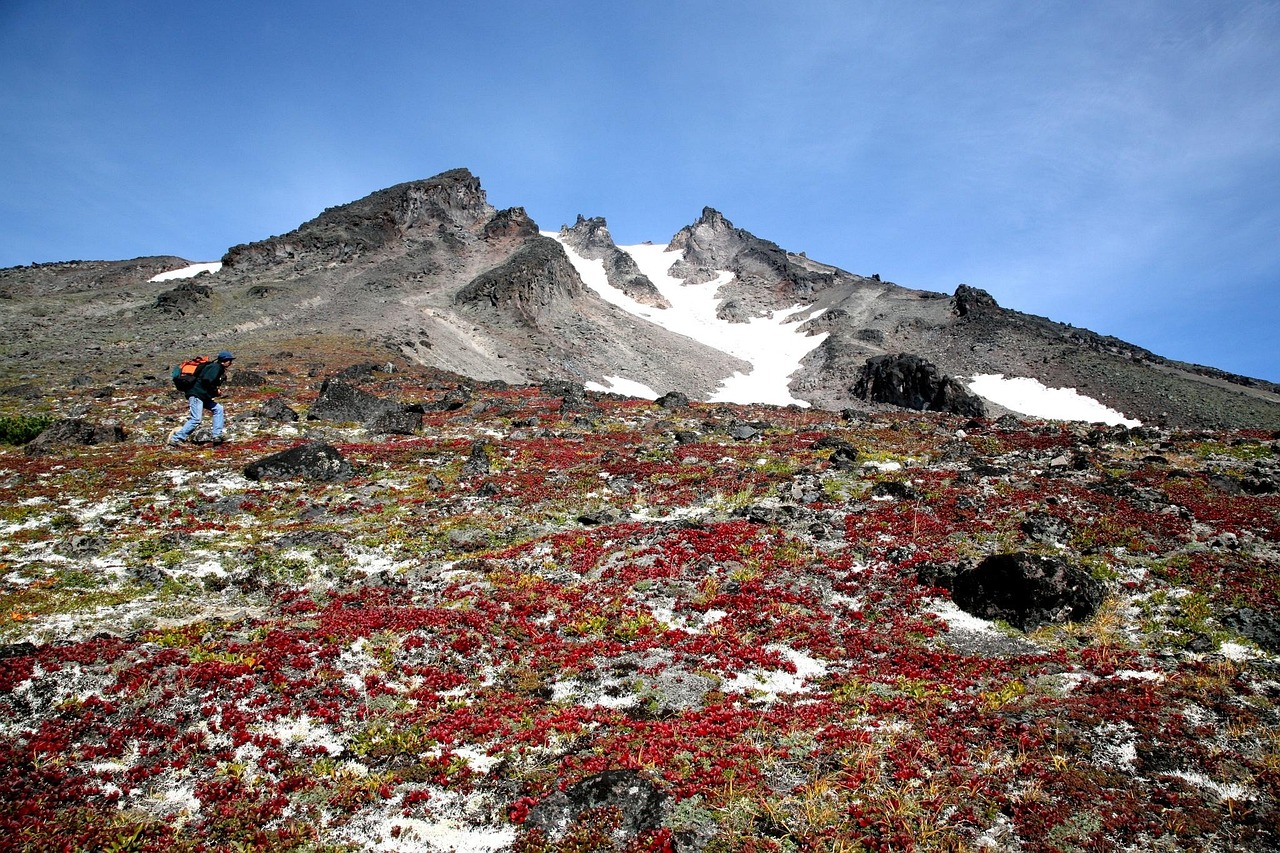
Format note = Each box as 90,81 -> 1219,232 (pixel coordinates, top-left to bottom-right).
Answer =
24,419 -> 126,455
667,208 -> 861,311
952,284 -> 999,317
221,168 -> 494,274
951,553 -> 1106,632
243,442 -> 353,482
306,379 -> 401,424
852,353 -> 987,417
560,216 -> 669,308
524,770 -> 669,847
483,207 -> 539,241
454,237 -> 584,326
154,280 -> 212,315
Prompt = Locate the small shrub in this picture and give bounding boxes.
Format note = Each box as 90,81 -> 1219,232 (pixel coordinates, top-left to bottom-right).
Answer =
0,415 -> 55,445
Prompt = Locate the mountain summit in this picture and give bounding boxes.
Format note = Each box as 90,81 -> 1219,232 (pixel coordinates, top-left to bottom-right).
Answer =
1,168 -> 1277,428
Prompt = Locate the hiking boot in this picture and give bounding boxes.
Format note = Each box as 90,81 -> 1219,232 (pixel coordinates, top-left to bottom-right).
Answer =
209,436 -> 227,445
166,430 -> 184,448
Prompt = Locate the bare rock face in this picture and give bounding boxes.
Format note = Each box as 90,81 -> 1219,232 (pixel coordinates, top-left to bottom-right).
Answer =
560,215 -> 669,308
483,206 -> 539,241
454,237 -> 584,326
952,284 -> 999,317
154,280 -> 212,315
952,553 -> 1105,632
667,207 -> 854,309
853,353 -> 987,417
221,168 -> 494,274
243,442 -> 353,482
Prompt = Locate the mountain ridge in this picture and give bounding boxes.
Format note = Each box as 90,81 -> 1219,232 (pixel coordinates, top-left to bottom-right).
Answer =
1,167 -> 1277,429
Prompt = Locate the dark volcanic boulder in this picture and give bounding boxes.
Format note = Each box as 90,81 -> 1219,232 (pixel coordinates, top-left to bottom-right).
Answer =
952,284 -> 999,317
1222,608 -> 1280,653
368,409 -> 421,435
24,419 -> 126,455
244,443 -> 353,482
155,280 -> 212,315
306,379 -> 399,423
254,397 -> 300,422
523,770 -> 669,846
423,386 -> 472,412
952,553 -> 1105,632
654,391 -> 690,410
853,353 -> 987,417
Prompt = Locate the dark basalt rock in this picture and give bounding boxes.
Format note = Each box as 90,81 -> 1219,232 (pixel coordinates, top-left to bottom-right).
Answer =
853,353 -> 987,417
655,391 -> 690,410
307,378 -> 400,424
952,284 -> 999,317
368,409 -> 421,435
154,280 -> 212,315
1021,511 -> 1072,545
812,436 -> 859,469
222,168 -> 492,274
423,386 -> 472,412
254,397 -> 300,422
454,237 -> 583,326
524,770 -> 669,846
1222,608 -> 1280,653
461,440 -> 492,477
24,418 -> 126,455
227,369 -> 266,387
244,442 -> 353,482
952,552 -> 1105,632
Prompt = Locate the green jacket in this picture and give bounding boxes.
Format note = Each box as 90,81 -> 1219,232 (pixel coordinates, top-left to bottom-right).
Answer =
187,360 -> 226,402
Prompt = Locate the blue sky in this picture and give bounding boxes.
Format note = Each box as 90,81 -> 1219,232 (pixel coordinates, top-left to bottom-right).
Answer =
3,1 -> 1278,381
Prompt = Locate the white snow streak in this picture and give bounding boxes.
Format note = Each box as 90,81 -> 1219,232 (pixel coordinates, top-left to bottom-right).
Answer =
149,262 -> 222,282
968,374 -> 1141,427
548,235 -> 828,407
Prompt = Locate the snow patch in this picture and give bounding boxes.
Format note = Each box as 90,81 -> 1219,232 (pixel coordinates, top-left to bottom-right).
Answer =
585,375 -> 660,399
548,235 -> 828,407
968,374 -> 1141,427
149,262 -> 222,282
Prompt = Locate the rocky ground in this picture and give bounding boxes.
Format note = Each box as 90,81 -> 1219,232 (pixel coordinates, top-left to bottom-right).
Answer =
1,356 -> 1278,851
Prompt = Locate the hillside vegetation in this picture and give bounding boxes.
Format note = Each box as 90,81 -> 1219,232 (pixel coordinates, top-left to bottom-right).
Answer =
1,359 -> 1278,851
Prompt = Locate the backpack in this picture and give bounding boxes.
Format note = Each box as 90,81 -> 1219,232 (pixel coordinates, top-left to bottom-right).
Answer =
171,356 -> 210,393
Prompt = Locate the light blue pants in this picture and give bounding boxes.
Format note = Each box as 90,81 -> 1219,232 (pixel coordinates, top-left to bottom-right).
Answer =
173,396 -> 224,441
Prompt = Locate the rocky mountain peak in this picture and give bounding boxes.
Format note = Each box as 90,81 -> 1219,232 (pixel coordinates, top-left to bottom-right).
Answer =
559,215 -> 616,260
221,167 -> 496,275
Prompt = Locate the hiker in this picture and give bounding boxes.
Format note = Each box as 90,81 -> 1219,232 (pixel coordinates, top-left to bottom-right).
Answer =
168,350 -> 234,446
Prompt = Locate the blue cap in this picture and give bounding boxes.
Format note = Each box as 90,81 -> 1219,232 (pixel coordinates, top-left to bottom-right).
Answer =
217,351 -> 235,361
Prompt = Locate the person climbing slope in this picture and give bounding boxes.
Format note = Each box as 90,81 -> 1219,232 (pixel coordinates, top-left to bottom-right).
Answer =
167,350 -> 234,446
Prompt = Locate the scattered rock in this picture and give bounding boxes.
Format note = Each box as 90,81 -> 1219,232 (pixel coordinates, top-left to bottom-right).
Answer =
155,280 -> 211,315
1221,608 -> 1280,653
951,552 -> 1105,632
461,440 -> 492,476
523,770 -> 669,847
423,386 -> 472,412
254,397 -> 300,422
243,442 -> 353,482
227,370 -> 266,387
307,378 -> 400,423
24,418 -> 126,455
368,409 -> 421,435
1021,511 -> 1072,545
655,391 -> 690,410
852,353 -> 987,417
